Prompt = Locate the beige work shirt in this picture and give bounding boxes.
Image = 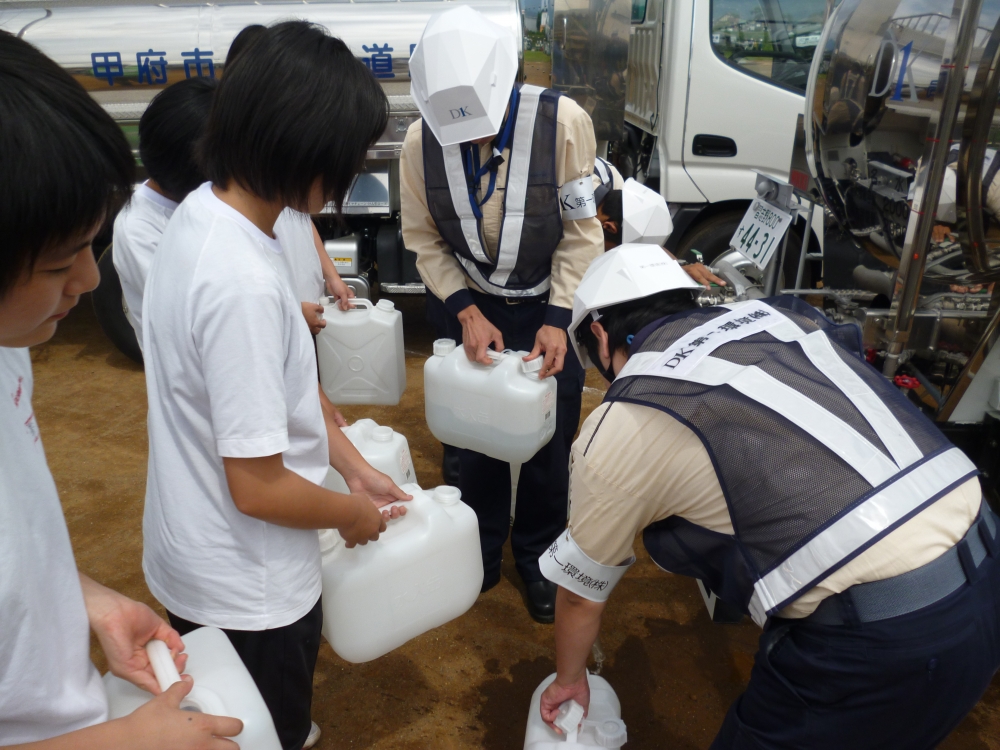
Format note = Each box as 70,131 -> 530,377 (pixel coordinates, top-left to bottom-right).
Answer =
399,95 -> 604,312
569,400 -> 982,619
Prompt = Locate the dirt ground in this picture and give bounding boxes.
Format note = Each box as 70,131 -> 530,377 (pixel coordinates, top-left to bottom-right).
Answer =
30,293 -> 1000,749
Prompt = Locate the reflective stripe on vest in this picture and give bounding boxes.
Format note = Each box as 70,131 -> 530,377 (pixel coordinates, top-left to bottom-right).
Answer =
594,157 -> 611,186
441,145 -> 490,264
455,254 -> 552,297
423,85 -> 562,298
617,300 -> 977,623
490,86 -> 543,287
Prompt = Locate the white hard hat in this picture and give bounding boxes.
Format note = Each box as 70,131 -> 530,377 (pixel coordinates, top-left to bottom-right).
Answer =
409,6 -> 519,147
568,244 -> 701,367
622,178 -> 674,245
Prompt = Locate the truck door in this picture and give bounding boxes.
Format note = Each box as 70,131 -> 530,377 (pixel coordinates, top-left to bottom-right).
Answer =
682,0 -> 822,202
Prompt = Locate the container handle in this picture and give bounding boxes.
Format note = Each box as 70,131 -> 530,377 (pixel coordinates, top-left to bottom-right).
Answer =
146,638 -> 229,717
146,639 -> 182,693
325,297 -> 373,313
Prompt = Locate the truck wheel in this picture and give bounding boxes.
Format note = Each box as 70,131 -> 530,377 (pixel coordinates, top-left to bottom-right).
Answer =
675,210 -> 811,290
92,244 -> 143,365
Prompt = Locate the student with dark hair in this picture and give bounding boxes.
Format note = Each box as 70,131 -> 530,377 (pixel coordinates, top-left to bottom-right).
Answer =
226,22 -> 358,332
224,23 -> 265,70
113,77 -> 217,353
0,30 -> 241,749
141,21 -> 404,750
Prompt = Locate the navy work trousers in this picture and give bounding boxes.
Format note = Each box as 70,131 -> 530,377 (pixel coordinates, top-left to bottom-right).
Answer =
428,290 -> 584,585
711,551 -> 1000,749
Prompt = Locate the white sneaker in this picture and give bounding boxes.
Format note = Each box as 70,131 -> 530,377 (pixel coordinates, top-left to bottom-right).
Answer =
303,721 -> 321,749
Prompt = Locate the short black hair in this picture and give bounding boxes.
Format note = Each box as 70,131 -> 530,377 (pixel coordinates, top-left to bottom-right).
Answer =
576,289 -> 699,365
225,25 -> 266,70
200,21 -> 389,213
140,77 -> 217,200
0,31 -> 134,297
600,189 -> 623,244
601,189 -> 622,223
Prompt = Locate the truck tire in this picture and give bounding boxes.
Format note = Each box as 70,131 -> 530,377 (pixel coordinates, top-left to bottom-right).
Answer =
675,209 -> 811,290
92,244 -> 143,365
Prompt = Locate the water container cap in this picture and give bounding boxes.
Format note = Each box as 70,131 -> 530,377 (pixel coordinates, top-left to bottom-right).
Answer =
320,296 -> 332,306
593,718 -> 628,748
376,299 -> 395,312
433,485 -> 462,505
372,426 -> 393,443
554,700 -> 585,736
433,338 -> 457,356
520,355 -> 544,374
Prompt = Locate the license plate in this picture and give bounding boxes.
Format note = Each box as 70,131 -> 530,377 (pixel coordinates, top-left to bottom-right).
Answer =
730,198 -> 793,270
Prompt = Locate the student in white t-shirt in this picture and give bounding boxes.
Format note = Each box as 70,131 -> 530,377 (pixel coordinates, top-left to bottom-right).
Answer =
224,23 -> 355,339
112,78 -> 217,354
0,30 -> 241,749
142,22 -> 405,750
274,209 -> 356,334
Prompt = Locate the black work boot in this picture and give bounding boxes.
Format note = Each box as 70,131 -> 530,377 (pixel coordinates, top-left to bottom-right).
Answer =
524,580 -> 557,624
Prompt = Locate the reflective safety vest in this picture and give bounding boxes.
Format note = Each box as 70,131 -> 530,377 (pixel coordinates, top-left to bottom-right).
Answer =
422,84 -> 563,298
608,296 -> 978,626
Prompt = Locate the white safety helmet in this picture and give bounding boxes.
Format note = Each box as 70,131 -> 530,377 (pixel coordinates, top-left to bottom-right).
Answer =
622,178 -> 674,246
409,6 -> 519,147
568,244 -> 701,368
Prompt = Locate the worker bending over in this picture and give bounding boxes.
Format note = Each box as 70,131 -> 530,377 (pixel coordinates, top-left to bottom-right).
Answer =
401,6 -> 604,621
540,244 -> 1000,748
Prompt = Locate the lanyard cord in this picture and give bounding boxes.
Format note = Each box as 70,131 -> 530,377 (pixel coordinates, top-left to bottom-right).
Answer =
461,87 -> 520,220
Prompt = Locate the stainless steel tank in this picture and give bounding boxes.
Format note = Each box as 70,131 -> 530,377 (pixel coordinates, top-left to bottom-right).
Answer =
805,0 -> 1000,420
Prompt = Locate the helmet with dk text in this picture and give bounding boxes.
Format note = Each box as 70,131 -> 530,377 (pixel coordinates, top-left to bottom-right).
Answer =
409,5 -> 519,147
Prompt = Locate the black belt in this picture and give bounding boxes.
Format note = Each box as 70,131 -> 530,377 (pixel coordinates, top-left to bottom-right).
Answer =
802,499 -> 998,627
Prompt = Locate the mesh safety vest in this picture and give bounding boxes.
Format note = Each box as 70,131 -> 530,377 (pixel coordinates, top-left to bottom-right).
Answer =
607,296 -> 978,625
422,84 -> 563,297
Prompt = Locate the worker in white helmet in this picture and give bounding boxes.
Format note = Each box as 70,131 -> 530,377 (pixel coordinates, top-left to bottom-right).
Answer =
401,5 -> 604,622
536,244 -> 997,747
592,157 -> 725,287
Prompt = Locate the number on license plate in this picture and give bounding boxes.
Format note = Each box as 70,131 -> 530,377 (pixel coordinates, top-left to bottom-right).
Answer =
730,198 -> 793,271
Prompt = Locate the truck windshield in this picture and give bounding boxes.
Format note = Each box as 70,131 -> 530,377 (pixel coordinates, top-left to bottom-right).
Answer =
710,0 -> 828,94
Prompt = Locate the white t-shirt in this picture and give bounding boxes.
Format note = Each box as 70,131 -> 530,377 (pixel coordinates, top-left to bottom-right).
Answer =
274,209 -> 324,304
0,347 -> 108,742
142,183 -> 328,630
112,182 -> 179,353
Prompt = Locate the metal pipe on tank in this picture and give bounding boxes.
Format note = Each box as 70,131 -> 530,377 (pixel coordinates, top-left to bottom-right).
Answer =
957,13 -> 1000,276
883,0 -> 985,378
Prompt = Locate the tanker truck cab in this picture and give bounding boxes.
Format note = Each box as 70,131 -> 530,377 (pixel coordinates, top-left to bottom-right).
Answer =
552,0 -> 825,276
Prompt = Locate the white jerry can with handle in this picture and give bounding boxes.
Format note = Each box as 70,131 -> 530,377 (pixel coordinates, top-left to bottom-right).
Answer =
323,419 -> 414,494
317,297 -> 405,405
319,483 -> 483,663
524,673 -> 628,749
424,339 -> 557,463
102,628 -> 281,750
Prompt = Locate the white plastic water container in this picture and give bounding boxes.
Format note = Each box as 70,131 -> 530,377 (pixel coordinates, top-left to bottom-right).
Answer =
102,628 -> 281,750
317,297 -> 405,405
319,483 -> 483,663
524,673 -> 628,749
424,339 -> 557,463
323,419 -> 415,494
